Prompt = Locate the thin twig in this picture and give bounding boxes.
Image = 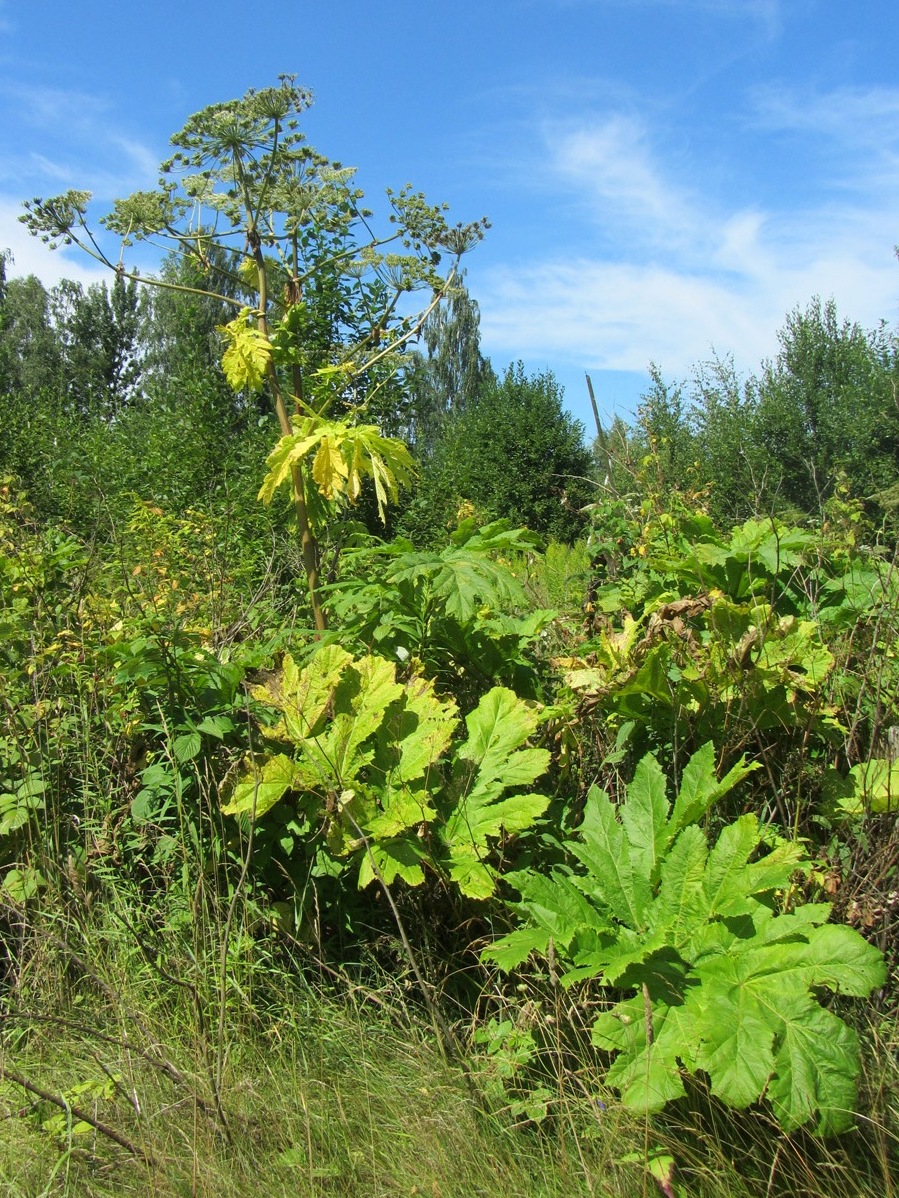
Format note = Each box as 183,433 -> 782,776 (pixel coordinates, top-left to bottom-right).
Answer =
0,1064 -> 155,1165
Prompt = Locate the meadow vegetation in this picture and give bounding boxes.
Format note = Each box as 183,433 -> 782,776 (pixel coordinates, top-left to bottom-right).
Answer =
1,79 -> 897,1196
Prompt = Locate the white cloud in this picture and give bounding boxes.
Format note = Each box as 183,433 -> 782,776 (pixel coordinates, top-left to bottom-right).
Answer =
547,0 -> 783,33
477,92 -> 899,379
750,84 -> 899,146
0,83 -> 159,199
549,115 -> 701,251
0,198 -> 110,288
0,81 -> 163,289
481,244 -> 897,378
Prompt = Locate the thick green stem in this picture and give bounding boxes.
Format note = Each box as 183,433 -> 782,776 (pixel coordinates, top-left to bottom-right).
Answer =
253,234 -> 326,633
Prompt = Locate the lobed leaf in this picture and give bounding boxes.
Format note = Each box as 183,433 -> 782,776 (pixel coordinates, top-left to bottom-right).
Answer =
222,754 -> 298,819
573,786 -> 652,930
620,752 -> 671,883
218,310 -> 272,394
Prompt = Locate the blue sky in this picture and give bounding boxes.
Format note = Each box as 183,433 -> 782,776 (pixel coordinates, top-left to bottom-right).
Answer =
2,0 -> 898,431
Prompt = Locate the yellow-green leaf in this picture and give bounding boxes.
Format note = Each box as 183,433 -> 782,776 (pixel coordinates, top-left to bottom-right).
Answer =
312,436 -> 349,500
262,647 -> 354,744
258,429 -> 325,504
223,754 -> 297,819
218,309 -> 272,394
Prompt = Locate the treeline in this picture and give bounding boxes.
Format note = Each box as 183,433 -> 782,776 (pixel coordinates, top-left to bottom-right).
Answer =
5,246 -> 899,558
605,298 -> 899,527
0,252 -> 592,551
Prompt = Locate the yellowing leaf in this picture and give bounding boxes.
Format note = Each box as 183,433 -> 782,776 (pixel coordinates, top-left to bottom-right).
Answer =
237,256 -> 259,290
368,450 -> 391,521
264,646 -> 354,743
222,754 -> 297,819
217,309 -> 272,393
312,436 -> 349,500
258,427 -> 326,504
347,437 -> 365,501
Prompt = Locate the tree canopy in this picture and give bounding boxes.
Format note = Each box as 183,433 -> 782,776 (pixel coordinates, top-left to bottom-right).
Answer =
402,363 -> 593,544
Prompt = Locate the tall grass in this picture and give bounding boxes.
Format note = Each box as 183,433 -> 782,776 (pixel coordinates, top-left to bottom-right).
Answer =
0,899 -> 633,1198
1,886 -> 896,1197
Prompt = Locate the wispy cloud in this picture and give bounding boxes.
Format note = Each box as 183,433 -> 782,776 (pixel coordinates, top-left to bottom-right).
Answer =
750,83 -> 899,140
546,0 -> 783,34
477,88 -> 899,379
0,82 -> 159,198
544,114 -> 714,262
0,82 -> 111,135
0,82 -> 162,283
748,84 -> 899,192
0,198 -> 109,288
550,115 -> 700,247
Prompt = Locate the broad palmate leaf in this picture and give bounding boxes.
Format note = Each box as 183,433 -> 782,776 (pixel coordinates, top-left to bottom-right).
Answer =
443,688 -> 550,898
258,415 -> 415,519
484,742 -> 885,1134
224,652 -> 549,896
217,308 -> 272,393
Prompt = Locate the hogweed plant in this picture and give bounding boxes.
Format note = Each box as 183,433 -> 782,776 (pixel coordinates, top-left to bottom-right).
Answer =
483,743 -> 886,1135
222,643 -> 552,900
21,76 -> 488,630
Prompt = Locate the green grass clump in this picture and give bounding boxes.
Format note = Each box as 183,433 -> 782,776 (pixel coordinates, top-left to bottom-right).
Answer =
0,909 -> 627,1198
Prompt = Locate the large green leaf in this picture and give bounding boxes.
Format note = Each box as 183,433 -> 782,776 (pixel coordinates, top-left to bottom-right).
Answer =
357,836 -> 427,889
573,786 -> 651,931
650,825 -> 709,945
592,997 -> 690,1111
689,985 -> 778,1108
768,1005 -> 861,1135
484,741 -> 886,1134
330,655 -> 405,778
222,754 -> 297,819
376,673 -> 458,787
454,688 -> 546,786
229,652 -> 549,899
620,752 -> 671,883
669,743 -> 758,834
702,813 -> 764,919
442,687 -> 550,897
502,869 -> 613,950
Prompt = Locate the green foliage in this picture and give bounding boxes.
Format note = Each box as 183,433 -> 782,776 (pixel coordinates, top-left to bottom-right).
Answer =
472,1016 -> 554,1122
631,366 -> 698,500
8,81 -> 899,1193
403,364 -> 592,546
325,520 -> 554,699
405,275 -> 494,454
618,301 -> 899,523
755,299 -> 899,515
223,644 -> 551,899
823,757 -> 899,816
571,483 -> 899,804
0,270 -> 148,523
485,743 -> 886,1134
52,274 -> 142,418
